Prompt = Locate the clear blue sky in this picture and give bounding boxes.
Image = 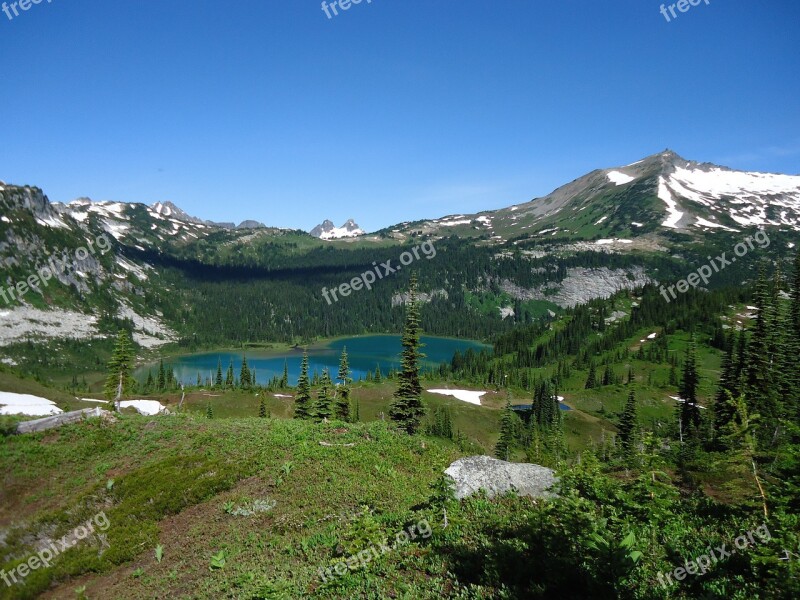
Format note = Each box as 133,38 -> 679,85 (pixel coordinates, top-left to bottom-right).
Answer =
1,0 -> 798,231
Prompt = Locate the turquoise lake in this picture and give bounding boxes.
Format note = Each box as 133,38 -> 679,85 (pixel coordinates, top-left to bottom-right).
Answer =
139,335 -> 490,386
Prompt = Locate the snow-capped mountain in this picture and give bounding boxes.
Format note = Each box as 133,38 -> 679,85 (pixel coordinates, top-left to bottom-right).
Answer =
309,219 -> 365,240
381,150 -> 800,243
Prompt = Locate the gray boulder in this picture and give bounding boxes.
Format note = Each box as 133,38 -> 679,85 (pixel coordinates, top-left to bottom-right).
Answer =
444,455 -> 558,500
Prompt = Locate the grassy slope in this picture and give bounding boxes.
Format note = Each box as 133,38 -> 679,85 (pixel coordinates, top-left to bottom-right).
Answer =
1,416 -> 459,599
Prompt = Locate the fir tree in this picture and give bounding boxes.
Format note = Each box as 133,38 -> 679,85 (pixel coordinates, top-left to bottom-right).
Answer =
259,398 -> 268,418
225,359 -> 234,387
157,358 -> 166,391
374,365 -> 383,383
104,329 -> 136,409
281,360 -> 289,388
206,402 -> 214,419
679,338 -> 701,434
618,390 -> 638,458
389,274 -> 426,434
314,369 -> 333,422
294,350 -> 312,419
335,347 -> 351,421
240,355 -> 251,389
495,398 -> 515,461
585,361 -> 597,389
215,358 -> 223,387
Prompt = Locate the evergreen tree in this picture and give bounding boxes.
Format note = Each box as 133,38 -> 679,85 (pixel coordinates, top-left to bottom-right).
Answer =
374,364 -> 383,383
104,329 -> 136,409
215,358 -> 223,387
225,359 -> 234,387
335,347 -> 351,421
745,265 -> 780,435
294,350 -> 312,419
602,363 -> 614,387
618,390 -> 638,458
157,358 -> 166,392
585,361 -> 597,389
314,369 -> 333,422
389,274 -> 426,434
259,397 -> 268,418
206,401 -> 213,419
714,331 -> 738,438
281,360 -> 289,388
495,398 -> 515,461
679,338 -> 701,434
240,355 -> 251,389
145,370 -> 154,392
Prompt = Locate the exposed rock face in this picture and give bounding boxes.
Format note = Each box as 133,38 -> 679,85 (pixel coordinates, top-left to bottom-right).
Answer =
444,455 -> 558,500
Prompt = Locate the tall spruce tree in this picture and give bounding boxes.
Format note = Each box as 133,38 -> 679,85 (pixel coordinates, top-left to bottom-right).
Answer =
585,361 -> 597,389
314,369 -> 333,422
389,274 -> 426,433
335,347 -> 351,421
294,350 -> 312,419
104,329 -> 136,409
215,359 -> 223,387
225,359 -> 234,387
495,398 -> 515,461
157,358 -> 166,392
679,338 -> 701,433
240,355 -> 251,389
618,390 -> 638,458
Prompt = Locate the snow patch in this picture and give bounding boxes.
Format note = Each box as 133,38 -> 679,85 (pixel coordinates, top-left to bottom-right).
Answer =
0,392 -> 63,416
427,389 -> 486,406
607,171 -> 635,186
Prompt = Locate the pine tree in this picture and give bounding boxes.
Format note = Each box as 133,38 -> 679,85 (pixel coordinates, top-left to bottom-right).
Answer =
335,347 -> 351,421
281,360 -> 289,388
389,274 -> 426,434
585,361 -> 597,389
618,390 -> 638,458
602,363 -> 614,387
314,369 -> 333,422
745,265 -> 780,436
225,359 -> 234,388
240,355 -> 251,389
495,398 -> 515,461
374,365 -> 383,383
104,329 -> 136,409
215,359 -> 223,387
206,402 -> 213,419
714,331 -> 738,439
145,370 -> 154,393
157,358 -> 166,392
679,338 -> 701,435
259,398 -> 268,418
294,350 -> 312,419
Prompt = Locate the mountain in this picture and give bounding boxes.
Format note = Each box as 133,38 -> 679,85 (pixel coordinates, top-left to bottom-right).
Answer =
2,150 -> 798,353
309,218 -> 365,240
381,150 -> 800,243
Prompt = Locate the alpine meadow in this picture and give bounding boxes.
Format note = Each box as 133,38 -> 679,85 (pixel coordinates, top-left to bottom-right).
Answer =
1,2 -> 799,599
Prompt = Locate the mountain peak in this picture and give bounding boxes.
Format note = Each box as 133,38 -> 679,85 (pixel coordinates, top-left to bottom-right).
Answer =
310,219 -> 365,240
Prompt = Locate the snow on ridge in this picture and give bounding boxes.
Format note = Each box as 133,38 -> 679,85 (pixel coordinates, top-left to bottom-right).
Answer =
607,171 -> 635,186
658,177 -> 684,228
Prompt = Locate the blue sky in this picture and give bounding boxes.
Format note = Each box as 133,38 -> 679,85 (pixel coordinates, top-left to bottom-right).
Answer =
1,0 -> 798,231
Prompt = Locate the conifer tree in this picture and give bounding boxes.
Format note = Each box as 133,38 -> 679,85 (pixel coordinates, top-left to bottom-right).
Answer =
679,338 -> 701,433
281,360 -> 289,388
389,274 -> 426,434
215,359 -> 223,387
495,398 -> 515,461
206,401 -> 213,419
745,265 -> 780,434
335,347 -> 351,421
240,355 -> 251,389
104,329 -> 136,409
226,359 -> 234,387
374,364 -> 383,383
157,358 -> 166,392
585,361 -> 597,389
618,390 -> 638,458
314,369 -> 333,422
294,350 -> 312,419
259,398 -> 268,418
714,331 -> 738,438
